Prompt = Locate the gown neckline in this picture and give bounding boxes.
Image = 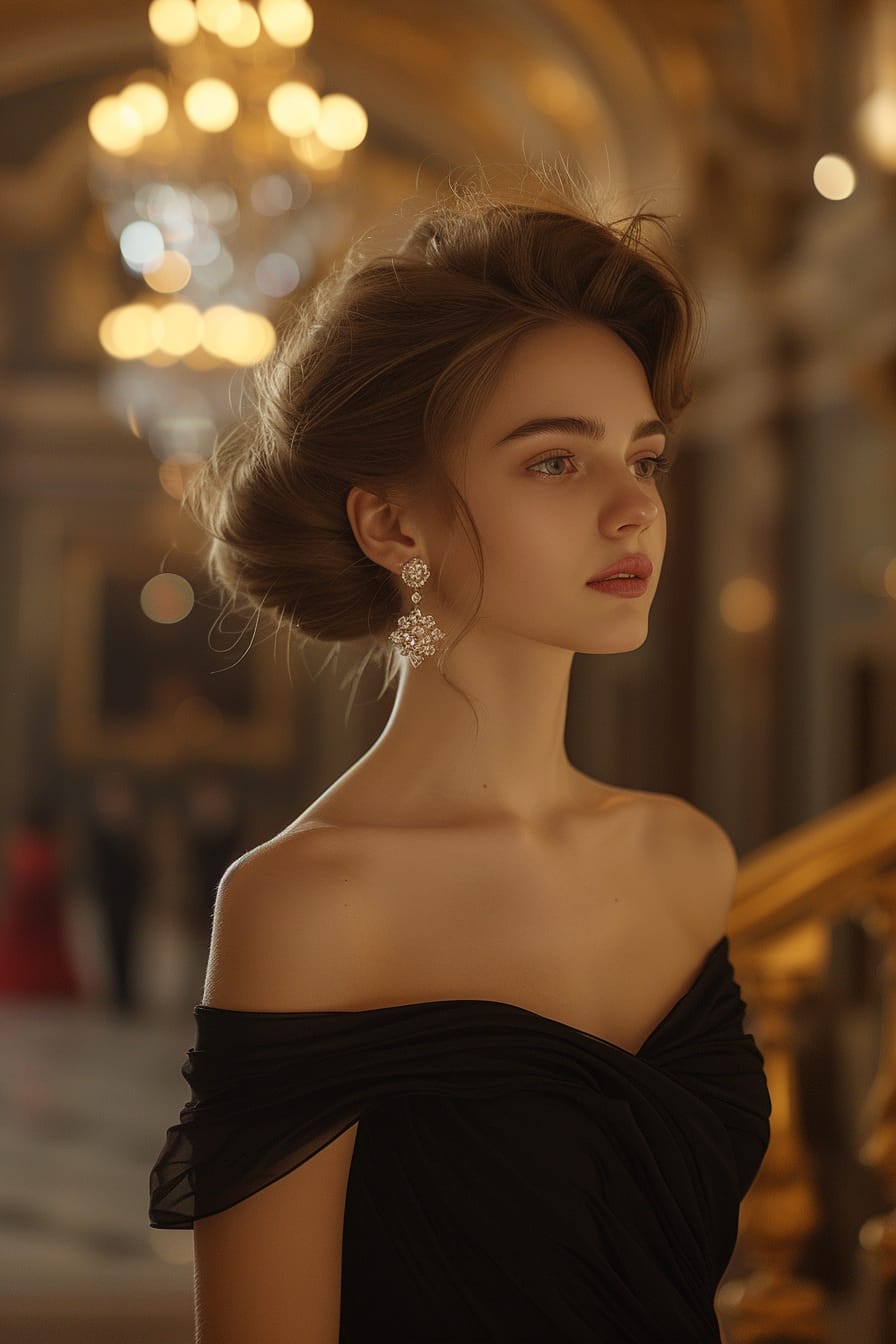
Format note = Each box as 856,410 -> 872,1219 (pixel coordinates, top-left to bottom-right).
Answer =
195,934 -> 729,1063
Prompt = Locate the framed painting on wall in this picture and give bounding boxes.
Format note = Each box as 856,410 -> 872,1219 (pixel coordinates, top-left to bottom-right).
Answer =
47,509 -> 299,768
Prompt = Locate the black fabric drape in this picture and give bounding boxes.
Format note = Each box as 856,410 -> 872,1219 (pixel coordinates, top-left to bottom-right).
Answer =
150,935 -> 771,1342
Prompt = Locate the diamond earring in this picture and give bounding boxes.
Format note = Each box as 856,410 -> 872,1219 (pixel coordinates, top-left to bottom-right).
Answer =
387,557 -> 446,668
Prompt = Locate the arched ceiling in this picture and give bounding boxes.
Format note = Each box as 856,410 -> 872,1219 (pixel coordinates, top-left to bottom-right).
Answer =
0,0 -> 848,232
0,0 -> 887,431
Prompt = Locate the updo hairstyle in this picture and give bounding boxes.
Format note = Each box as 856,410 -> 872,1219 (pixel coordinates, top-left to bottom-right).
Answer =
181,163 -> 705,709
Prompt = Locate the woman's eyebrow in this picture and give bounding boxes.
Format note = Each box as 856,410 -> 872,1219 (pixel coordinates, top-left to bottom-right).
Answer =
494,415 -> 668,446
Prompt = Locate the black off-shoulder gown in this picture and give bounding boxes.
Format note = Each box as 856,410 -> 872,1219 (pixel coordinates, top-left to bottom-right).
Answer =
149,934 -> 771,1342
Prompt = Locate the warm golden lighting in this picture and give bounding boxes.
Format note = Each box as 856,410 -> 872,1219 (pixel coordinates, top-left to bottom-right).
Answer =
158,458 -> 202,501
289,133 -> 343,172
88,95 -> 144,155
98,303 -> 163,359
230,311 -> 278,365
148,0 -> 200,45
217,2 -> 262,47
316,94 -> 367,150
120,82 -> 169,136
200,304 -> 276,364
196,0 -> 242,35
258,0 -> 314,47
267,81 -> 320,137
856,87 -> 896,170
200,303 -> 243,359
141,572 -> 195,624
718,577 -> 776,634
525,65 -> 593,128
813,153 -> 856,200
144,250 -> 192,293
183,78 -> 239,133
157,302 -> 204,355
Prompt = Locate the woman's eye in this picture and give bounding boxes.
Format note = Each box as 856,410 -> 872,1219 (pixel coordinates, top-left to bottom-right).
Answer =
527,452 -> 673,481
527,453 -> 575,478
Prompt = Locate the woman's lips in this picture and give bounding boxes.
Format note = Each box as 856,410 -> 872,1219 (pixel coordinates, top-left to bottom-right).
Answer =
586,577 -> 649,597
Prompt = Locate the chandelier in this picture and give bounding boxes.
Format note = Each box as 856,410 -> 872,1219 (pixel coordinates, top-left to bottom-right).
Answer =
86,0 -> 368,469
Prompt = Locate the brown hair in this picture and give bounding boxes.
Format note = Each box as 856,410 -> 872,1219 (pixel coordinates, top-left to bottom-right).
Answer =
181,162 -> 706,720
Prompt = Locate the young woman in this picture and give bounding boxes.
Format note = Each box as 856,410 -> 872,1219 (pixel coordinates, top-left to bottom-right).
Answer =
149,169 -> 771,1343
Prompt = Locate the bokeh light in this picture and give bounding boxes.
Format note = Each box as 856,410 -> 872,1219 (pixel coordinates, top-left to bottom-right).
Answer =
144,251 -> 192,293
88,96 -> 144,155
98,304 -> 163,359
813,153 -> 856,200
147,0 -> 200,45
183,79 -> 239,133
195,182 -> 240,230
119,82 -> 169,137
195,0 -> 242,35
191,246 -> 235,291
140,572 -> 195,624
718,577 -> 776,634
289,133 -> 343,172
250,173 -> 294,215
855,87 -> 896,170
200,305 -> 277,364
156,302 -> 204,355
255,251 -> 300,296
217,2 -> 261,47
258,0 -> 314,47
316,94 -> 368,150
120,220 -> 166,272
267,82 -> 320,137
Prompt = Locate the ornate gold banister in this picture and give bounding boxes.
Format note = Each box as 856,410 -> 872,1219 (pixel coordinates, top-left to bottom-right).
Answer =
713,774 -> 896,1344
727,775 -> 896,945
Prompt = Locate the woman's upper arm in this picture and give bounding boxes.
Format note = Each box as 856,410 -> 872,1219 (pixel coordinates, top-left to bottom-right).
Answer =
193,1121 -> 358,1344
193,836 -> 359,1344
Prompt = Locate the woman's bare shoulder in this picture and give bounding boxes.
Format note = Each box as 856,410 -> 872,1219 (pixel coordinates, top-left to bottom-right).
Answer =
639,792 -> 738,941
643,790 -> 737,853
203,824 -> 378,1011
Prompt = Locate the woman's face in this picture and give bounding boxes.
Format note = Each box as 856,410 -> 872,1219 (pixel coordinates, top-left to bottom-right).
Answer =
439,320 -> 669,656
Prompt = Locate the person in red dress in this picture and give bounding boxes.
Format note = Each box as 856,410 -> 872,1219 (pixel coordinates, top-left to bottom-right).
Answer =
0,794 -> 81,999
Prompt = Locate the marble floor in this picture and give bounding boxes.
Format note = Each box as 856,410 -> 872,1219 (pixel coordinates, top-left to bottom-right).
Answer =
0,916 -> 202,1341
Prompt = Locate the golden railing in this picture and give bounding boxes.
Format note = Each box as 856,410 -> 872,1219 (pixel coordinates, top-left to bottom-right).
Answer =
715,774 -> 896,1344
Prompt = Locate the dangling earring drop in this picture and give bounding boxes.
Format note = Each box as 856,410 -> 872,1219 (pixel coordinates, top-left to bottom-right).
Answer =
388,557 -> 445,668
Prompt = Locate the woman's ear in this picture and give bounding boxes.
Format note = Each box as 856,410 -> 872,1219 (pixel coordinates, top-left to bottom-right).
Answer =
345,484 -> 420,573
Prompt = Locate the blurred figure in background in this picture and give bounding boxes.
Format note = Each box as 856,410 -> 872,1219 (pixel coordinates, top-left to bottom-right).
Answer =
83,769 -> 149,1016
182,770 -> 245,953
0,792 -> 81,999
